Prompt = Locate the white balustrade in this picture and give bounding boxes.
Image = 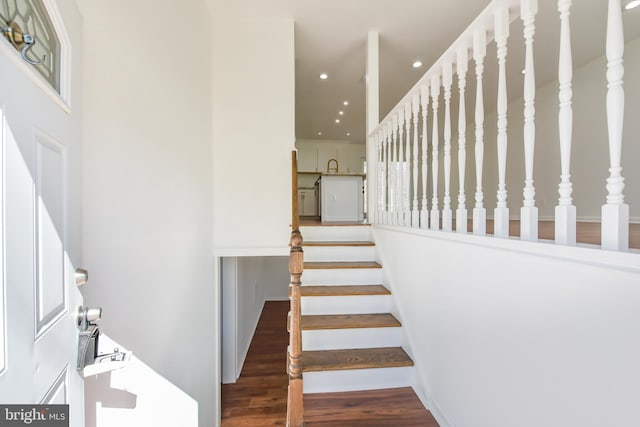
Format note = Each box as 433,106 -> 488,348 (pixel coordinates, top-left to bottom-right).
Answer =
442,62 -> 453,232
555,0 -> 576,245
602,0 -> 629,251
521,0 -> 538,241
473,29 -> 487,236
430,75 -> 441,230
411,94 -> 420,227
456,45 -> 468,233
494,5 -> 510,238
365,0 -> 631,254
420,85 -> 430,229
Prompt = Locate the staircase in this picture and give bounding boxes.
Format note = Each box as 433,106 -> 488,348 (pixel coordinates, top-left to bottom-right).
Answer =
299,223 -> 414,394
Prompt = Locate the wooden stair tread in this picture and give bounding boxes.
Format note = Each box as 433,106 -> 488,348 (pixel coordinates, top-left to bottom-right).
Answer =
303,347 -> 413,372
301,285 -> 390,297
302,314 -> 401,330
304,261 -> 382,269
304,240 -> 375,247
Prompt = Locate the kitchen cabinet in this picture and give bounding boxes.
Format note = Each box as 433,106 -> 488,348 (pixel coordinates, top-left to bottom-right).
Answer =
297,146 -> 318,172
320,175 -> 363,222
297,189 -> 317,216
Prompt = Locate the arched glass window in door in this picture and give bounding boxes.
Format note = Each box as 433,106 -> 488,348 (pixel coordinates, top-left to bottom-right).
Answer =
0,0 -> 61,92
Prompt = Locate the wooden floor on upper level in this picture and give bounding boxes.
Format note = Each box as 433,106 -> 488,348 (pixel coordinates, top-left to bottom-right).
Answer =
299,216 -> 640,249
221,301 -> 439,426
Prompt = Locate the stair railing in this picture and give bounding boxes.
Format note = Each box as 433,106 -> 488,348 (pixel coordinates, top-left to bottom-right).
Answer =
369,0 -> 632,252
287,150 -> 304,426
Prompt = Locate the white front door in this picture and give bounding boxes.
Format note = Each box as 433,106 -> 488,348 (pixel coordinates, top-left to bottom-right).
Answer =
0,0 -> 84,425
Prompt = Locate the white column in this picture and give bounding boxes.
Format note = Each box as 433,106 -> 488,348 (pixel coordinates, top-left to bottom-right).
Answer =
456,46 -> 469,233
430,75 -> 441,230
521,0 -> 539,241
442,62 -> 453,231
420,85 -> 430,229
494,5 -> 510,238
404,104 -> 412,226
602,0 -> 629,251
376,132 -> 383,224
555,0 -> 576,245
366,31 -> 379,224
411,94 -> 420,227
473,29 -> 487,236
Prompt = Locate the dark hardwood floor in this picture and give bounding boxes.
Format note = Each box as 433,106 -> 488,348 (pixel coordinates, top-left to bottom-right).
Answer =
221,301 -> 440,426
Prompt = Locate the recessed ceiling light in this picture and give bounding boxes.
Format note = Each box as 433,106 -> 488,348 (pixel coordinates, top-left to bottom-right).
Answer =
412,61 -> 423,68
320,73 -> 328,80
625,0 -> 640,9
318,132 -> 322,136
346,132 -> 351,136
339,111 -> 344,115
343,101 -> 349,106
335,119 -> 340,124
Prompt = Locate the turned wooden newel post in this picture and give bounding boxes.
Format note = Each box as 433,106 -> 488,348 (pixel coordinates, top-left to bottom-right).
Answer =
287,228 -> 304,426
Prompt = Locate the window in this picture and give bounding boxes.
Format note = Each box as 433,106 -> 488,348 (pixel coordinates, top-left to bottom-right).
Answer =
1,0 -> 60,92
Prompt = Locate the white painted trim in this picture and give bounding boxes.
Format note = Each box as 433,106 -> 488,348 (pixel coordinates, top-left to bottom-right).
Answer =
428,398 -> 456,427
264,297 -> 289,302
374,224 -> 640,272
0,106 -> 5,376
0,0 -> 72,113
214,246 -> 289,257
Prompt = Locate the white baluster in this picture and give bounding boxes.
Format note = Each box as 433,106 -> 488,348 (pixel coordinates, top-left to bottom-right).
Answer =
430,75 -> 441,230
377,131 -> 384,224
555,0 -> 576,245
521,0 -> 538,241
473,29 -> 487,236
396,110 -> 404,226
420,85 -> 430,229
384,124 -> 391,224
456,45 -> 469,233
404,104 -> 412,226
442,61 -> 453,231
391,116 -> 398,225
602,0 -> 629,251
494,5 -> 510,238
411,94 -> 420,227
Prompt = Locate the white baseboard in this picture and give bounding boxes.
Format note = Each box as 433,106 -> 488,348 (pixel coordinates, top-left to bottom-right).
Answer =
428,398 -> 455,427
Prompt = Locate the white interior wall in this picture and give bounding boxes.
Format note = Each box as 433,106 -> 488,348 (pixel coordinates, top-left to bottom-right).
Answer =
374,226 -> 640,427
78,1 -> 215,426
211,17 -> 295,255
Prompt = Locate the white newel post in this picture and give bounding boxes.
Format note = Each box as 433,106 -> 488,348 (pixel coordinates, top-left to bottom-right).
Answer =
494,5 -> 510,238
442,62 -> 453,231
420,85 -> 430,229
473,29 -> 487,236
602,0 -> 629,251
456,45 -> 469,233
411,94 -> 420,227
430,75 -> 441,230
404,104 -> 412,226
555,0 -> 576,245
521,0 -> 538,241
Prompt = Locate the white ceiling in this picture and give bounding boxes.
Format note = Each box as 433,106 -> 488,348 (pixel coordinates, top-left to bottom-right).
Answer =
210,0 -> 640,144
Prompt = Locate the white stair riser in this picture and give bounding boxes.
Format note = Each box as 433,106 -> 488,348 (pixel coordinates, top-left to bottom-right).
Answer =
302,328 -> 402,351
300,226 -> 371,242
303,268 -> 383,285
304,246 -> 376,262
302,295 -> 391,315
303,366 -> 413,394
